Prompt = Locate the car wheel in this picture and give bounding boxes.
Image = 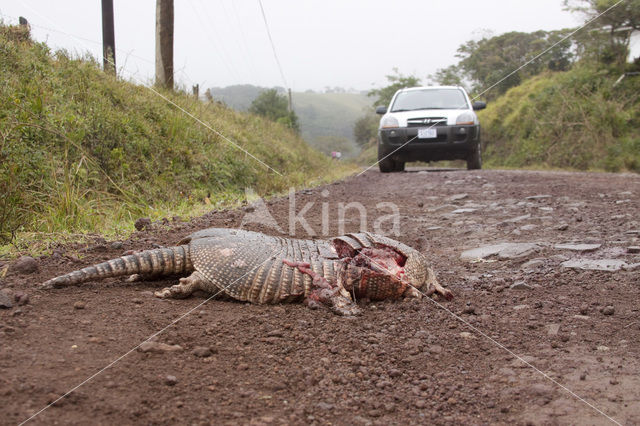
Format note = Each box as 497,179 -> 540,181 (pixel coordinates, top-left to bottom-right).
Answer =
378,148 -> 397,173
467,141 -> 482,170
395,161 -> 405,172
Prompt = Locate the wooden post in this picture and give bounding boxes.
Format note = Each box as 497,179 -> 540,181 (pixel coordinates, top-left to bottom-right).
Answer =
288,88 -> 293,112
192,84 -> 199,98
101,0 -> 116,74
155,0 -> 174,89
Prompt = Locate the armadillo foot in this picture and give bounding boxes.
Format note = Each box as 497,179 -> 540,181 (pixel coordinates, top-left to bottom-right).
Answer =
403,286 -> 423,300
424,267 -> 454,300
285,259 -> 360,315
331,298 -> 362,316
154,271 -> 206,299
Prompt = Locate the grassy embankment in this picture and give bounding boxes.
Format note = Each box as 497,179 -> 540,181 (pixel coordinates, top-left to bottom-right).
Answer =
479,66 -> 639,172
0,25 -> 355,254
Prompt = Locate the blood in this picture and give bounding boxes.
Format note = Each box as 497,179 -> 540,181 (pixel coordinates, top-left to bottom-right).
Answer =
351,246 -> 406,279
281,259 -> 332,289
332,239 -> 356,258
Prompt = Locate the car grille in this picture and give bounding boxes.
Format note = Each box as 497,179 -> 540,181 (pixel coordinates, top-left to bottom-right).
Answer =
406,117 -> 447,127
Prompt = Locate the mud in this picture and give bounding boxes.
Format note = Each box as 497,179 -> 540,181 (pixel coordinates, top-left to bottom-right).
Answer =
1,168 -> 639,425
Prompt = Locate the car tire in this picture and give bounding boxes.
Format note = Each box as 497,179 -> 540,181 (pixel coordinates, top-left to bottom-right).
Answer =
467,141 -> 482,170
394,161 -> 405,172
378,148 -> 398,173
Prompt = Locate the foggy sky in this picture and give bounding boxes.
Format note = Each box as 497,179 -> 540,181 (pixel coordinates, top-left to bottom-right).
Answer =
1,0 -> 633,92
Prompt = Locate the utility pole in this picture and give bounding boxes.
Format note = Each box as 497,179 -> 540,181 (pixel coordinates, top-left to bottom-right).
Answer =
155,0 -> 174,89
101,0 -> 116,74
288,88 -> 293,112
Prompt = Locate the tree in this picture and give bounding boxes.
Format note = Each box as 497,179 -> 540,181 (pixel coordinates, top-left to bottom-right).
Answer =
249,89 -> 299,132
353,113 -> 379,147
564,0 -> 640,66
368,68 -> 421,107
428,64 -> 466,88
455,30 -> 574,98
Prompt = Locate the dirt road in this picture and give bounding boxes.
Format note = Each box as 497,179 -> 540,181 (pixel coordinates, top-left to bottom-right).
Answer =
1,168 -> 639,425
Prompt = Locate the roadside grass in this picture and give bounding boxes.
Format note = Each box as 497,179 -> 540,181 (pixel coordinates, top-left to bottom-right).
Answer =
0,24 -> 356,257
478,66 -> 640,172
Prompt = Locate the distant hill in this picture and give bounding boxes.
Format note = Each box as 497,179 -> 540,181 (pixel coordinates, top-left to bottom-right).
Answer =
208,85 -> 373,157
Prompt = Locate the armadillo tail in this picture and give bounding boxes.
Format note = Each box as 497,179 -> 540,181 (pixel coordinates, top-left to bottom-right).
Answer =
40,245 -> 193,289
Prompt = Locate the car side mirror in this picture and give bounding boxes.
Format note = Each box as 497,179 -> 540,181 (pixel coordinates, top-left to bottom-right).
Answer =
472,101 -> 486,111
375,106 -> 387,115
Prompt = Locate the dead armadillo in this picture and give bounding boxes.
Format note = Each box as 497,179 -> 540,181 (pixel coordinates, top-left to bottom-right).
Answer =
41,228 -> 452,315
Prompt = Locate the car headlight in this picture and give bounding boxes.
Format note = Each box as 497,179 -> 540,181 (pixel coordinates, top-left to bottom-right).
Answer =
380,116 -> 399,129
456,112 -> 475,125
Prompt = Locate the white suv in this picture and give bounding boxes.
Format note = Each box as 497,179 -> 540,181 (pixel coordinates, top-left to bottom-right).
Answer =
375,86 -> 486,172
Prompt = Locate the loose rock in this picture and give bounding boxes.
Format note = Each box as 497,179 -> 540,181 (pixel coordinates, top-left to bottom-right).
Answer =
139,341 -> 184,353
0,289 -> 14,309
452,208 -> 476,214
14,291 -> 29,306
521,259 -> 545,270
449,193 -> 468,201
461,243 -> 540,261
547,324 -> 560,336
165,375 -> 178,386
554,243 -> 601,252
134,217 -> 152,231
193,346 -> 213,358
110,241 -> 124,250
73,301 -> 86,310
389,369 -> 402,378
561,259 -> 627,272
510,281 -> 531,290
601,306 -> 615,316
9,256 -> 38,275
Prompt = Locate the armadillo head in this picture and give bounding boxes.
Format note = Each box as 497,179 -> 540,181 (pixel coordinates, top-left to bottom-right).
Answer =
332,234 -> 450,300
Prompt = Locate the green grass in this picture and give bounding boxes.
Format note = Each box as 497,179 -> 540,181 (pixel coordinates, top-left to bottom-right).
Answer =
478,66 -> 640,172
0,24 -> 356,254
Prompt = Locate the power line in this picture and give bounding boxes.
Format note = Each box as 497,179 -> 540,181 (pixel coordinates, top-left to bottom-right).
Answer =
0,10 -> 197,87
218,0 -> 260,82
186,0 -> 242,81
257,0 -> 288,88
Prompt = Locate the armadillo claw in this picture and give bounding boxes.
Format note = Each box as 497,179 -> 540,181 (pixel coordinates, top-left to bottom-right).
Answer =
154,288 -> 173,299
403,287 -> 423,299
330,295 -> 362,316
333,303 -> 362,316
439,288 -> 454,300
154,283 -> 191,299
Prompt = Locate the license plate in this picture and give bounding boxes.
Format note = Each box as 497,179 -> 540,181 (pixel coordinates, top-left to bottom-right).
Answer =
418,128 -> 437,139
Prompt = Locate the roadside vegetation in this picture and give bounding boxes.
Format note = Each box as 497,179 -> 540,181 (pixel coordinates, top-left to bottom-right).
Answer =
478,66 -> 639,171
0,24 -> 355,251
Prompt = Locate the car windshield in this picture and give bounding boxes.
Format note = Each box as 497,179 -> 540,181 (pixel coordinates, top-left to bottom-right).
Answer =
390,89 -> 469,112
